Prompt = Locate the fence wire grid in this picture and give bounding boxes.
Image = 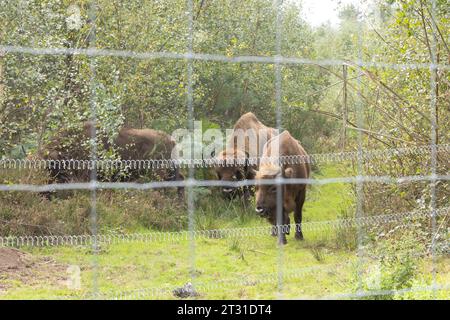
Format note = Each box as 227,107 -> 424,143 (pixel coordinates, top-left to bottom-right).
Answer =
0,0 -> 449,300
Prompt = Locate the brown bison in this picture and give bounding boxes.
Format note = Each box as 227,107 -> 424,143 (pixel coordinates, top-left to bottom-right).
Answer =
212,112 -> 278,199
42,121 -> 184,198
254,130 -> 310,244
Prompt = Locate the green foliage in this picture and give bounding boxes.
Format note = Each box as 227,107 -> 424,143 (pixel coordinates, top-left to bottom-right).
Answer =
354,229 -> 426,300
0,0 -> 331,157
334,206 -> 358,251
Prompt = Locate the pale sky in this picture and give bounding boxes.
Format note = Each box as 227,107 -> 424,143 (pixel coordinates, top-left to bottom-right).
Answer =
300,0 -> 361,26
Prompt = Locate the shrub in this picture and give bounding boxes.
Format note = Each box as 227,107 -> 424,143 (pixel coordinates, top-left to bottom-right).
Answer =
353,229 -> 425,300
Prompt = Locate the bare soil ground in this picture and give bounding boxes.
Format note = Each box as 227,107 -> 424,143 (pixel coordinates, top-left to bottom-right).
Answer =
0,248 -> 67,295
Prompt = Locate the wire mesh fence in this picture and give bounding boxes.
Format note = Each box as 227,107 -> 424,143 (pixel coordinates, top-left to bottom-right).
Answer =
0,0 -> 448,300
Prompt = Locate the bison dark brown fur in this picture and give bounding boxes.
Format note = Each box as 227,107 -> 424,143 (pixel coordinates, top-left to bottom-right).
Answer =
254,130 -> 310,244
213,112 -> 277,200
42,122 -> 184,198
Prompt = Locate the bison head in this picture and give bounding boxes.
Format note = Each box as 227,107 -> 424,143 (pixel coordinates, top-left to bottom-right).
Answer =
212,149 -> 249,197
254,165 -> 293,218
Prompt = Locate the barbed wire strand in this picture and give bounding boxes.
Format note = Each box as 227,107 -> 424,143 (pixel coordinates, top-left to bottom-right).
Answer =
1,206 -> 447,248
47,262 -> 350,300
1,143 -> 448,170
44,247 -> 448,300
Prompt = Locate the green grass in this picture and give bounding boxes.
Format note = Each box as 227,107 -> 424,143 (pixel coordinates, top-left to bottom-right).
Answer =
3,238 -> 447,300
1,164 -> 448,299
304,165 -> 354,222
2,237 -> 356,299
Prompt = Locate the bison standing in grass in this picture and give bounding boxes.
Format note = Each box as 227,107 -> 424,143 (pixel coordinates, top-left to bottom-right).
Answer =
254,130 -> 310,244
41,121 -> 184,199
212,112 -> 277,200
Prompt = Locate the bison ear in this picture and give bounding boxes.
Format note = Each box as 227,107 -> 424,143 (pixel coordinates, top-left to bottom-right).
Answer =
284,167 -> 294,178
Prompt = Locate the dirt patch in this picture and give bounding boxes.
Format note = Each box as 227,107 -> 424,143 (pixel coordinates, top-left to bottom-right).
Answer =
0,248 -> 33,271
0,248 -> 68,295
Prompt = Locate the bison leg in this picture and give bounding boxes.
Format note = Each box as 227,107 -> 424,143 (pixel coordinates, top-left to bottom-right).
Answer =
267,215 -> 278,237
272,225 -> 287,245
270,213 -> 288,245
242,185 -> 252,206
278,213 -> 290,245
243,167 -> 256,203
162,167 -> 184,201
285,215 -> 291,235
271,225 -> 277,237
175,170 -> 185,201
294,189 -> 306,240
278,225 -> 288,245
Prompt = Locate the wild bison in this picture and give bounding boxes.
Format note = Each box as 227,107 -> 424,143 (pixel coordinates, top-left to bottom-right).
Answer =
42,121 -> 184,198
253,130 -> 310,244
212,112 -> 277,199
114,126 -> 185,198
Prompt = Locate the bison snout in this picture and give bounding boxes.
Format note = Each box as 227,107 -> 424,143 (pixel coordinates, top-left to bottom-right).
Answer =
222,187 -> 234,193
255,206 -> 266,216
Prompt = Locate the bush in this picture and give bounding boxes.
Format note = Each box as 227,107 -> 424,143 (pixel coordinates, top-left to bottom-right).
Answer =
353,229 -> 426,300
0,167 -> 187,236
334,205 -> 358,251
